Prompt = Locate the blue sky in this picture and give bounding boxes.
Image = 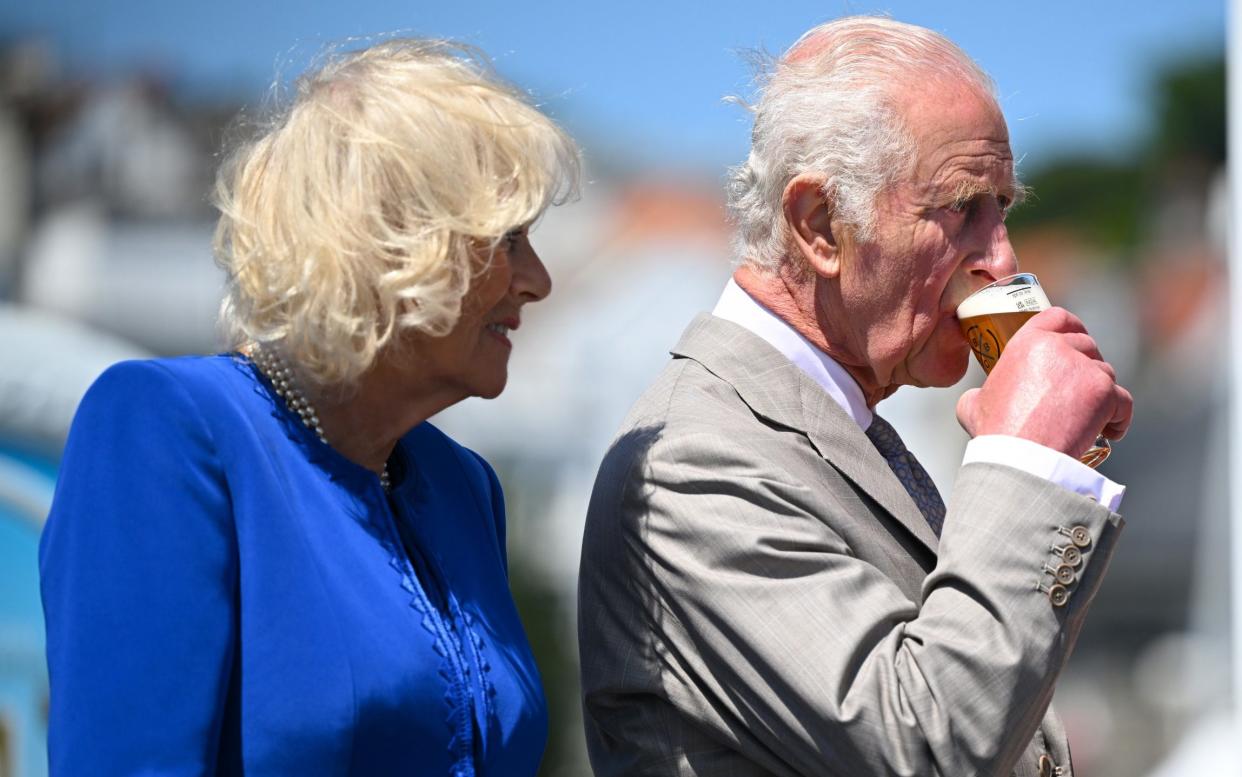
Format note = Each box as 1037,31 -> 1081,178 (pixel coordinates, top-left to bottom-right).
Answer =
2,1 -> 1225,171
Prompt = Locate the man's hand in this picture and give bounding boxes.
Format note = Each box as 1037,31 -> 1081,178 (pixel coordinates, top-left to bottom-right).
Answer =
956,307 -> 1134,457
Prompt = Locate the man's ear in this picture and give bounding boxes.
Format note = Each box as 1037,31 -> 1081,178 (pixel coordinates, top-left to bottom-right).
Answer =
782,174 -> 841,279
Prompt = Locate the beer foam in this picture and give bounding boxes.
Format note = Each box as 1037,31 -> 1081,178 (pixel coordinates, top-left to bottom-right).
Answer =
956,282 -> 1050,319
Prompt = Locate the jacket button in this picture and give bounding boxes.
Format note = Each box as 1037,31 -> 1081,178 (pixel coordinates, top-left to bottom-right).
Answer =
1038,754 -> 1056,777
1069,525 -> 1091,547
1048,585 -> 1069,607
1053,564 -> 1076,585
1059,546 -> 1082,567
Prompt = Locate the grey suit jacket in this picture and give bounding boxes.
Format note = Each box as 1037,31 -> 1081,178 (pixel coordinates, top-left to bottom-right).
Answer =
578,314 -> 1125,777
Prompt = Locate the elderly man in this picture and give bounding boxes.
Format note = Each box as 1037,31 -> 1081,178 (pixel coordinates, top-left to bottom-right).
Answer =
578,16 -> 1132,777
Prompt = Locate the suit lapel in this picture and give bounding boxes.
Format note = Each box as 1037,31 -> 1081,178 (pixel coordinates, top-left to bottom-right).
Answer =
671,313 -> 940,556
800,388 -> 940,554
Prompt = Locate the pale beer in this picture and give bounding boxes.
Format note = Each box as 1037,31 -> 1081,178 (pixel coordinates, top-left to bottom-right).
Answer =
956,282 -> 1049,375
955,274 -> 1111,468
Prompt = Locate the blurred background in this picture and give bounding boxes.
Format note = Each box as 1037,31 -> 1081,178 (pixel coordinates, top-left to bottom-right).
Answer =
0,1 -> 1229,775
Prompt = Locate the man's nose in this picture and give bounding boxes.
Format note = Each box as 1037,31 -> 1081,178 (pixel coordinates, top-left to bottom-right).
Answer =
966,213 -> 1018,285
985,225 -> 1019,279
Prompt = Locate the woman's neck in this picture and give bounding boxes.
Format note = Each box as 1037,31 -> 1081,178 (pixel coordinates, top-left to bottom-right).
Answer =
309,361 -> 466,476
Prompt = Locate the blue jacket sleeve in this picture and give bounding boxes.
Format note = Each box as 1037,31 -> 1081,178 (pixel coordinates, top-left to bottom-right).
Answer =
40,360 -> 237,776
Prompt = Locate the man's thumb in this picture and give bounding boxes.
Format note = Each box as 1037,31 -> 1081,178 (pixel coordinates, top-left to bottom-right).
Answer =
956,388 -> 981,436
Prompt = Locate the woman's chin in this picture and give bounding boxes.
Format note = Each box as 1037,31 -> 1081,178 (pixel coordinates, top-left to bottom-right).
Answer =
472,372 -> 509,400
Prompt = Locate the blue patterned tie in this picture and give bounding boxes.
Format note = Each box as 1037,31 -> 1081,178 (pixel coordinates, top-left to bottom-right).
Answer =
865,415 -> 946,536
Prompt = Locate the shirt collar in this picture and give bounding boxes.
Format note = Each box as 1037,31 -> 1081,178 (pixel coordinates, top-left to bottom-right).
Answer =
711,279 -> 873,430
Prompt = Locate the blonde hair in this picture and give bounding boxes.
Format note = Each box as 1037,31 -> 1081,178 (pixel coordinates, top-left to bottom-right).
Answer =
213,38 -> 580,386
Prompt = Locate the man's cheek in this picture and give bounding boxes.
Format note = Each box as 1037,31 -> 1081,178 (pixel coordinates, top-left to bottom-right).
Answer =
930,319 -> 972,370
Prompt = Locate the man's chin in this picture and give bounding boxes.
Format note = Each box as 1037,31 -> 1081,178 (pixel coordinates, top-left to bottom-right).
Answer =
906,355 -> 971,389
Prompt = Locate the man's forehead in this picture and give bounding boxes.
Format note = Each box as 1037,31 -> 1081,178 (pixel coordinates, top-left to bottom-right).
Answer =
923,144 -> 1015,180
912,154 -> 1017,196
895,78 -> 1013,175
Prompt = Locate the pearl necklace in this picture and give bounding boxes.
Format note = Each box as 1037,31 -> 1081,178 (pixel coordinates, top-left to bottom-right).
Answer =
250,345 -> 391,492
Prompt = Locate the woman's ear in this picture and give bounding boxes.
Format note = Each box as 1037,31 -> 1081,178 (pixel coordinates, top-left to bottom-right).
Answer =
782,174 -> 841,279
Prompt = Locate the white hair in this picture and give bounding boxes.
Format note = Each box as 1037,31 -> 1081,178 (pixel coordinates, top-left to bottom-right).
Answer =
726,16 -> 997,274
213,39 -> 580,387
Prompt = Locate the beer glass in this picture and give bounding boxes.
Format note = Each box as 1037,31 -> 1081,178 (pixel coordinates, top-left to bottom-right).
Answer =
956,273 -> 1111,468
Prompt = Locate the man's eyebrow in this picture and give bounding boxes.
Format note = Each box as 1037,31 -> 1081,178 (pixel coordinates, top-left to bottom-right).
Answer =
945,178 -> 1028,206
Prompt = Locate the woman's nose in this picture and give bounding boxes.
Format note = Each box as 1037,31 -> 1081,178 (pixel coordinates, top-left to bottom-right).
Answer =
514,244 -> 552,303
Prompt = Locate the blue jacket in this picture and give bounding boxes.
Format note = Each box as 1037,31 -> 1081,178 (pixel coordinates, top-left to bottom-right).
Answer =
40,355 -> 547,776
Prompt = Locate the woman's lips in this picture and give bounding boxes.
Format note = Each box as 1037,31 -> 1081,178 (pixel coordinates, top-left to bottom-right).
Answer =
484,321 -> 513,347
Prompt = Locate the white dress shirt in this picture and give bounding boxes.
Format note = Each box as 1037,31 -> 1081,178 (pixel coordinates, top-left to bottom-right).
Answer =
712,279 -> 1124,512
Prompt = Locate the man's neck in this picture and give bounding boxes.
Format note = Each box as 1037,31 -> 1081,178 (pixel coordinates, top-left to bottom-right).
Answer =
732,264 -> 897,408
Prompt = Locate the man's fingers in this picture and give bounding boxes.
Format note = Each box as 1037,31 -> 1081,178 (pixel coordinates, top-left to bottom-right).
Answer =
1024,306 -> 1088,335
1059,332 -> 1104,363
1101,384 -> 1134,441
1097,359 -> 1117,383
1022,328 -> 1116,378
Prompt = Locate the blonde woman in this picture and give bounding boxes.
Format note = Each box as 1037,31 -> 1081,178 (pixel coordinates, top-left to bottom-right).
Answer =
40,39 -> 578,776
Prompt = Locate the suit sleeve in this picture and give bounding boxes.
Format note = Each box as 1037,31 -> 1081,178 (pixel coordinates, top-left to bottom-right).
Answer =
40,360 -> 237,776
583,426 -> 1122,777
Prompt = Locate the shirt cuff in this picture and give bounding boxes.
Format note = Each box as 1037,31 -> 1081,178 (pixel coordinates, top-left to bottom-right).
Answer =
962,435 -> 1125,512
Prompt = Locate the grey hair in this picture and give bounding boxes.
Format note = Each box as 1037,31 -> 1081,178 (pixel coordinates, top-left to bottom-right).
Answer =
726,16 -> 997,274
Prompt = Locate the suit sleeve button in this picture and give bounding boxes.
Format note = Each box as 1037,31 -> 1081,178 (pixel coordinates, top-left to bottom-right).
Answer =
1059,546 -> 1082,566
1053,564 -> 1076,585
1048,584 -> 1069,607
1038,754 -> 1056,777
1069,525 -> 1091,547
